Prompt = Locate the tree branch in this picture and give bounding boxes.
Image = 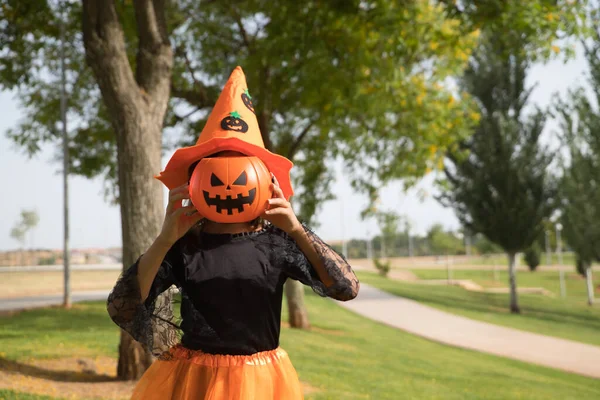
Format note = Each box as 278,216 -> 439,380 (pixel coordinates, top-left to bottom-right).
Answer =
288,118 -> 317,159
171,85 -> 218,109
176,45 -> 204,93
133,0 -> 173,96
231,8 -> 253,54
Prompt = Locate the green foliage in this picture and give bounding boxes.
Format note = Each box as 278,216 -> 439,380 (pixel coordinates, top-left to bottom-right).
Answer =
437,0 -> 588,60
426,224 -> 465,255
375,210 -> 402,256
372,257 -> 391,277
524,244 -> 541,272
554,19 -> 600,272
1,0 -> 585,221
472,233 -> 502,256
9,209 -> 39,248
576,256 -> 590,277
37,255 -> 57,266
438,35 -> 557,256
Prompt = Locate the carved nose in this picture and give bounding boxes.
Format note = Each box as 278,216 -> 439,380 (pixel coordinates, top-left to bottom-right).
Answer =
226,185 -> 231,190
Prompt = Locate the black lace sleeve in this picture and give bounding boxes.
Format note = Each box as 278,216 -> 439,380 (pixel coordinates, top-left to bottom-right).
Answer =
280,224 -> 360,301
106,242 -> 182,356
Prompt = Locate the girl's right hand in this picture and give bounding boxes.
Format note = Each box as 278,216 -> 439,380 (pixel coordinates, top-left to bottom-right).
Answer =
157,184 -> 203,247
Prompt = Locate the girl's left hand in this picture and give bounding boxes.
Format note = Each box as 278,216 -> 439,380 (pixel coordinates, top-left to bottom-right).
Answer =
263,174 -> 303,236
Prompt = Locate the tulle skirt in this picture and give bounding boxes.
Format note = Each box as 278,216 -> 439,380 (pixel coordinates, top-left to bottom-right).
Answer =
131,345 -> 304,399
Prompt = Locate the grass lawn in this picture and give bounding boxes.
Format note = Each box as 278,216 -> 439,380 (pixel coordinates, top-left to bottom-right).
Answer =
411,268 -> 597,300
463,253 -> 582,266
2,294 -> 600,399
358,271 -> 600,348
0,389 -> 64,400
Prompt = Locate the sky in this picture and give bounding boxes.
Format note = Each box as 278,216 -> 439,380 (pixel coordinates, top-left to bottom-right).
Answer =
0,48 -> 590,251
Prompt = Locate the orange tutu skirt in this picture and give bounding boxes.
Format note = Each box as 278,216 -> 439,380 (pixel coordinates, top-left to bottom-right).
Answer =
131,345 -> 304,399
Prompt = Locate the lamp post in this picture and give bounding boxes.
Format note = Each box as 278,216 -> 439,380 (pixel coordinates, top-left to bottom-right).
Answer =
545,229 -> 551,266
556,223 -> 566,298
60,0 -> 71,309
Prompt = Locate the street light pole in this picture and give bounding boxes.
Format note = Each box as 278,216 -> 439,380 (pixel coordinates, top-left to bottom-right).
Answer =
545,229 -> 551,266
59,0 -> 71,309
556,223 -> 566,298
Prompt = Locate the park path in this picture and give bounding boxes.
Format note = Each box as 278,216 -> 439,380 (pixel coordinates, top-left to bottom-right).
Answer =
3,287 -> 600,379
0,291 -> 109,312
338,284 -> 600,379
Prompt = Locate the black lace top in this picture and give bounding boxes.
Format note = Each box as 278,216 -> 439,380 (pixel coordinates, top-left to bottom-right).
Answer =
106,223 -> 359,356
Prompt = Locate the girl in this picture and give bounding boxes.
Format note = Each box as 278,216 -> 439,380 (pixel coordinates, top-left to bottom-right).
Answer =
106,150 -> 360,399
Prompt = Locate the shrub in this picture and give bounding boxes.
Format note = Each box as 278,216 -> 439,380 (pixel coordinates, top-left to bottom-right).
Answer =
373,258 -> 391,277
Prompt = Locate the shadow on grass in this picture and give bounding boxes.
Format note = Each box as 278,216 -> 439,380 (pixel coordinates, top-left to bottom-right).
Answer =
0,356 -> 117,383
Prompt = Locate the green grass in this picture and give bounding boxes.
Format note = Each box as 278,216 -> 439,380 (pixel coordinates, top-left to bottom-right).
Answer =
359,271 -> 600,347
2,296 -> 600,399
0,303 -> 118,361
0,389 -> 64,400
464,252 -> 583,266
412,268 -> 597,300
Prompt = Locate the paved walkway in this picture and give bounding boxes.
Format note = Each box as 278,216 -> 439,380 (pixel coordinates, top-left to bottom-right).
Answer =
0,291 -> 110,312
338,284 -> 600,379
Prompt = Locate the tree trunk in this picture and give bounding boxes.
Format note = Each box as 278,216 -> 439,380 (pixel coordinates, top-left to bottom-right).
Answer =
82,0 -> 173,380
114,110 -> 166,379
508,252 -> 520,313
585,266 -> 595,306
285,280 -> 310,329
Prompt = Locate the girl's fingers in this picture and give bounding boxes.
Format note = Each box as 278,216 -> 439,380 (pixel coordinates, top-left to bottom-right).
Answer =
183,212 -> 203,227
168,184 -> 189,199
264,207 -> 289,216
167,193 -> 190,213
267,198 -> 289,208
270,183 -> 285,199
172,205 -> 196,217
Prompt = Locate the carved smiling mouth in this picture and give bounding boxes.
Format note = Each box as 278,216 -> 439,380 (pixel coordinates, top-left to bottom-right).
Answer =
203,188 -> 256,215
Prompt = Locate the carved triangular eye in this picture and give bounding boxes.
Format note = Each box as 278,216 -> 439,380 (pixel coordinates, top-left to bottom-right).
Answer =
233,171 -> 247,186
211,173 -> 225,187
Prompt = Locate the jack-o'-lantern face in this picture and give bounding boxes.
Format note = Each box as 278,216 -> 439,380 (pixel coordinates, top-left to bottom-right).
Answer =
189,156 -> 272,223
220,110 -> 248,133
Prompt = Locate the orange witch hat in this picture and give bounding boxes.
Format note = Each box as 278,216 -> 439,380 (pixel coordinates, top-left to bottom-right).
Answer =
155,67 -> 294,200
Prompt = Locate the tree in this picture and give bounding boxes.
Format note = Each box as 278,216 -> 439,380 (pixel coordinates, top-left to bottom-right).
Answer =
554,18 -> 600,305
426,224 -> 465,256
21,209 -> 40,249
1,0 -> 586,376
376,210 -> 402,258
9,225 -> 26,266
472,233 -> 502,256
524,244 -> 541,272
438,36 -> 557,313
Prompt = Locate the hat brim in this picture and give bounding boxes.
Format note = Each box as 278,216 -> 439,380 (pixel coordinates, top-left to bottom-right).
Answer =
155,137 -> 294,200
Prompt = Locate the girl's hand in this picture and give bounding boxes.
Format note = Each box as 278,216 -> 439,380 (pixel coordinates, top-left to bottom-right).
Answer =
157,184 -> 203,247
263,175 -> 303,236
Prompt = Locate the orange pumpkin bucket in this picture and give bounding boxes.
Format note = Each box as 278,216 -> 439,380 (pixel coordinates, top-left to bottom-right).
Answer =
189,156 -> 273,223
